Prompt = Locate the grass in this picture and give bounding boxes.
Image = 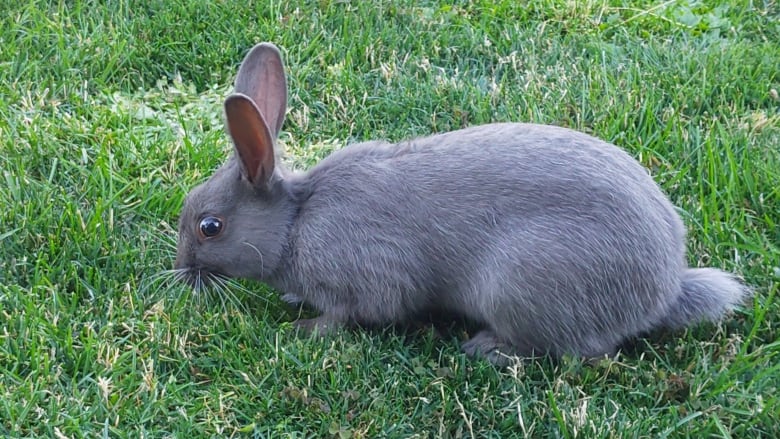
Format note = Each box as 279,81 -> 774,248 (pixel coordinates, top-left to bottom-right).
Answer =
1,0 -> 778,436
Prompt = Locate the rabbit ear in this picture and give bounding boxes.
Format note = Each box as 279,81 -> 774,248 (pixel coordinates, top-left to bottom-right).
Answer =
224,93 -> 275,187
234,42 -> 287,139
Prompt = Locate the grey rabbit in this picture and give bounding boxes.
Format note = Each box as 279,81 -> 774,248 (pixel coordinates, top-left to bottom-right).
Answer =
174,42 -> 749,365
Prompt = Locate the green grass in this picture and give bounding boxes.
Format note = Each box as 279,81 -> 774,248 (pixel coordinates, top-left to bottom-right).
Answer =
1,0 -> 778,436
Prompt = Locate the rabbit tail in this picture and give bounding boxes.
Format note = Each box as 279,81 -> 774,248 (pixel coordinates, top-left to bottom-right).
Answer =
660,268 -> 750,329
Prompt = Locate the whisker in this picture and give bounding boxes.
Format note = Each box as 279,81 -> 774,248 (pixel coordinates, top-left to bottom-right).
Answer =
242,241 -> 265,275
221,279 -> 249,313
139,268 -> 186,303
194,271 -> 203,305
213,276 -> 231,302
139,242 -> 277,317
141,243 -> 176,258
227,277 -> 271,306
209,275 -> 232,310
212,278 -> 229,314
137,226 -> 185,302
138,234 -> 178,264
173,269 -> 187,284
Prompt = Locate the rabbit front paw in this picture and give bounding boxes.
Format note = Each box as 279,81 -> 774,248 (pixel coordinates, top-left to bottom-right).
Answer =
293,316 -> 343,336
461,329 -> 522,366
281,292 -> 305,306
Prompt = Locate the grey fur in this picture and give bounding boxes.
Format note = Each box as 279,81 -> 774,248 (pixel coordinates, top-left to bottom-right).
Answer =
174,43 -> 750,365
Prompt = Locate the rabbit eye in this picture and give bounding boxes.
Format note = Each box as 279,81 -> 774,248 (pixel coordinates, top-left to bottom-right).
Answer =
199,216 -> 224,238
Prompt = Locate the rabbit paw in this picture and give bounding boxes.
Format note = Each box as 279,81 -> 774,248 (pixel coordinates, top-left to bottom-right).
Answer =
461,330 -> 521,366
293,316 -> 342,336
281,293 -> 305,306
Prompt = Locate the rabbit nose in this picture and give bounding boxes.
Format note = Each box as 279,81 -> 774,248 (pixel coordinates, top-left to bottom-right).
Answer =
174,251 -> 189,270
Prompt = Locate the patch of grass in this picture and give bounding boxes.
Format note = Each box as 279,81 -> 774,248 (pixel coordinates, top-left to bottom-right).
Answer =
1,0 -> 778,436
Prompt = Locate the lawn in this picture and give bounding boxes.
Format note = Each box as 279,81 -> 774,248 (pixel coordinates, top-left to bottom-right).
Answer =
1,0 -> 778,437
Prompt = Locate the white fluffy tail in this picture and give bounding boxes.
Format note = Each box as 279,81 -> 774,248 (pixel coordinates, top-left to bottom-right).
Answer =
660,268 -> 750,329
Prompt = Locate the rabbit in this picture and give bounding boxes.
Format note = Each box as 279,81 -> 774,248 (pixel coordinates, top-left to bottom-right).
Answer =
174,42 -> 750,365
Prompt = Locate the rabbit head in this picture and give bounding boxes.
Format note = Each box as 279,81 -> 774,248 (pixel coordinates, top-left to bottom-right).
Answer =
174,43 -> 296,287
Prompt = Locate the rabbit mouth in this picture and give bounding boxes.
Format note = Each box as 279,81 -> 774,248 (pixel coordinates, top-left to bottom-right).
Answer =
177,266 -> 226,291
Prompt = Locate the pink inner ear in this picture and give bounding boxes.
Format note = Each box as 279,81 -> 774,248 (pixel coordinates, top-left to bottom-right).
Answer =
224,94 -> 275,186
234,43 -> 288,139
